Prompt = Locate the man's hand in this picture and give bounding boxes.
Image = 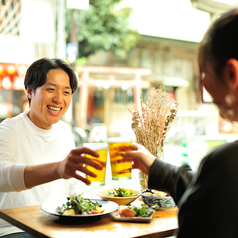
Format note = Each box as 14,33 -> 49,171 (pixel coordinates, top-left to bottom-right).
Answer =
57,147 -> 103,185
24,146 -> 103,189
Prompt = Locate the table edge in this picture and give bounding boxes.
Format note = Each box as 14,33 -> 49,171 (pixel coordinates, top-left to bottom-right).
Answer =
0,210 -> 48,238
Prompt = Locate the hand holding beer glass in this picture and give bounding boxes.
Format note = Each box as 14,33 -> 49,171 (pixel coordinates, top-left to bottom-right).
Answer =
107,137 -> 133,180
83,143 -> 108,186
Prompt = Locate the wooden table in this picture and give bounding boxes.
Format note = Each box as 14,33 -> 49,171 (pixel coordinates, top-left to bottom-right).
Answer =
0,204 -> 178,238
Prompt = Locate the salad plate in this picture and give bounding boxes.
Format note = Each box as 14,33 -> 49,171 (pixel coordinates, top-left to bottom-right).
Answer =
41,199 -> 119,218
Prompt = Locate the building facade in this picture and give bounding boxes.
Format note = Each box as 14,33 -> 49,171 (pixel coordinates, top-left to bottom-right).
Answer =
0,0 -> 62,121
74,35 -> 200,137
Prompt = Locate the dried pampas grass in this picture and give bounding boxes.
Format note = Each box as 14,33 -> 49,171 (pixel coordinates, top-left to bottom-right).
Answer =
129,87 -> 178,157
129,87 -> 178,191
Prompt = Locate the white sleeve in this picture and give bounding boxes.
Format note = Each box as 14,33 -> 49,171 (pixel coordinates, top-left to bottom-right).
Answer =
0,164 -> 27,192
0,124 -> 28,192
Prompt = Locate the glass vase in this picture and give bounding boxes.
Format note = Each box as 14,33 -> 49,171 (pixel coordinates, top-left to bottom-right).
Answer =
139,147 -> 164,191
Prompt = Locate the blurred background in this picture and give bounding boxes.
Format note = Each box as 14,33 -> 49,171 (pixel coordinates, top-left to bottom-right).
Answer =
1,0 -> 238,172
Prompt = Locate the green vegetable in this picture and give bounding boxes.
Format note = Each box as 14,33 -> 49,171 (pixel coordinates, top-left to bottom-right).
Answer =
105,187 -> 137,197
123,204 -> 154,217
56,193 -> 102,215
133,207 -> 147,217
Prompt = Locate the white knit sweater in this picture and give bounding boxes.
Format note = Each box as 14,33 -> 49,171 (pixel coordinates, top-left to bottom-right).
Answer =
0,111 -> 79,236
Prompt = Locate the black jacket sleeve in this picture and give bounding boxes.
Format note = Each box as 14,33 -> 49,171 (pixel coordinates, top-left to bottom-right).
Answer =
148,141 -> 238,238
176,142 -> 238,238
148,158 -> 194,204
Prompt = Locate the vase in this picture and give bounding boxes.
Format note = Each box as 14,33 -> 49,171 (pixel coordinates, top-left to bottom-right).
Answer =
139,148 -> 164,191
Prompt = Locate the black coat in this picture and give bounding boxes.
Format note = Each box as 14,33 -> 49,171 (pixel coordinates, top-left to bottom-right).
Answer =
148,141 -> 238,238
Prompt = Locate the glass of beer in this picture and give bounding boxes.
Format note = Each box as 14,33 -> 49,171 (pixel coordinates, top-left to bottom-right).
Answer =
107,137 -> 132,180
83,143 -> 108,186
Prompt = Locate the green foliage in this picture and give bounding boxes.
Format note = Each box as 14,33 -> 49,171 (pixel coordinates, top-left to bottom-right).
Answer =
76,57 -> 86,65
65,0 -> 140,59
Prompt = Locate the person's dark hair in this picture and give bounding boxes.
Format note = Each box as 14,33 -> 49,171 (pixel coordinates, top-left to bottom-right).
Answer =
198,8 -> 238,78
24,58 -> 78,104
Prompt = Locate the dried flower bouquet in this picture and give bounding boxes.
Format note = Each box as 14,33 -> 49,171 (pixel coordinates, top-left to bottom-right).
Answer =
129,87 -> 178,192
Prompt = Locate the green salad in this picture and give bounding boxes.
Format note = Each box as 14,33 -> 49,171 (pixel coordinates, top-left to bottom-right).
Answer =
56,194 -> 104,215
104,187 -> 137,197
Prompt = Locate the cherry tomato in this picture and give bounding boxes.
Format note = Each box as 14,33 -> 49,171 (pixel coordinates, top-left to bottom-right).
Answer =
91,210 -> 99,214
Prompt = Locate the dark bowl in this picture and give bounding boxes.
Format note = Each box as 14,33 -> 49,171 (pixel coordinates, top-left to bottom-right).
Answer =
140,190 -> 176,211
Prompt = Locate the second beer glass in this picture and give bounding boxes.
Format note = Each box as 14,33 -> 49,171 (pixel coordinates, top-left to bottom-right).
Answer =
107,137 -> 132,180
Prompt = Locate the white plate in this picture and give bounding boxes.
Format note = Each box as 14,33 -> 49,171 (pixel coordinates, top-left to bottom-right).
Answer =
41,199 -> 119,218
111,210 -> 155,223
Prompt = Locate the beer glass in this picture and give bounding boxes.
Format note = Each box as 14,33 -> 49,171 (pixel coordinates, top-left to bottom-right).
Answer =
83,143 -> 108,186
107,137 -> 132,180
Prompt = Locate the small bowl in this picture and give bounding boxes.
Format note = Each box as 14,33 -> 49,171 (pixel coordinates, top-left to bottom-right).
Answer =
96,188 -> 140,206
140,190 -> 176,211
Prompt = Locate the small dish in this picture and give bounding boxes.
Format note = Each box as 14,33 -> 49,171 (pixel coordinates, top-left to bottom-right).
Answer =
140,190 -> 176,211
95,188 -> 140,206
111,209 -> 155,223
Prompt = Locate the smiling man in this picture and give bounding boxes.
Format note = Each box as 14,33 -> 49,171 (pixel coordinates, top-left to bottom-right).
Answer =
0,58 -> 102,238
26,69 -> 72,129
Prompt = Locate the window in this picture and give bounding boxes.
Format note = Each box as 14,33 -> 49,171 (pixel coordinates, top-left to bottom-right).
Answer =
113,88 -> 134,104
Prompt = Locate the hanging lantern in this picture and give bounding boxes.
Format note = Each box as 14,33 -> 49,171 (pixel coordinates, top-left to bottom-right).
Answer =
2,76 -> 11,89
7,65 -> 16,75
19,65 -> 27,75
0,65 -> 4,76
